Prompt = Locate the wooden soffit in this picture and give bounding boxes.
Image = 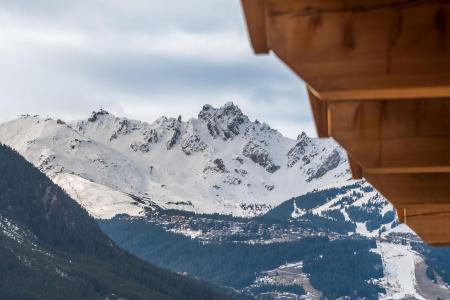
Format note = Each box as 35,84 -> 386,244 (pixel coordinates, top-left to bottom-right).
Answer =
242,0 -> 450,245
242,0 -> 450,100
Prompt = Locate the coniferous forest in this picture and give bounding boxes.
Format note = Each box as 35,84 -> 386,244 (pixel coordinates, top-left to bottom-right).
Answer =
100,216 -> 385,300
0,144 -> 244,300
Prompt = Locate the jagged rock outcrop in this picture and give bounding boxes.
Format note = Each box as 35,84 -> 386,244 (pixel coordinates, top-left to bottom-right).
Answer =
242,141 -> 280,173
110,119 -> 140,141
287,132 -> 312,167
163,117 -> 182,150
307,148 -> 342,181
88,109 -> 110,122
0,102 -> 350,218
130,128 -> 159,153
223,176 -> 242,185
181,121 -> 208,155
198,102 -> 249,140
203,158 -> 229,174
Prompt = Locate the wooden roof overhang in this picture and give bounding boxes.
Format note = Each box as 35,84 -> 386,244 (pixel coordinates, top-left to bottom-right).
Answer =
241,0 -> 450,245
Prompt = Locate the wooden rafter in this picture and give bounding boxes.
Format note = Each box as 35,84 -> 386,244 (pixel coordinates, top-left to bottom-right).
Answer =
241,0 -> 450,244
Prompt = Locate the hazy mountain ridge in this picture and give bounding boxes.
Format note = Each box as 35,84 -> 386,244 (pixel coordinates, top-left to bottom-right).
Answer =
0,103 -> 349,218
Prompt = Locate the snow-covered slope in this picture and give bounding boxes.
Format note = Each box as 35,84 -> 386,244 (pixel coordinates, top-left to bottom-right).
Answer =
376,242 -> 426,300
265,180 -> 397,237
0,103 -> 349,218
309,181 -> 396,237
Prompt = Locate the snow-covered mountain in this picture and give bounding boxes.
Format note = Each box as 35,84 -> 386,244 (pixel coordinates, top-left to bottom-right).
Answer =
4,103 -> 446,300
0,102 -> 350,218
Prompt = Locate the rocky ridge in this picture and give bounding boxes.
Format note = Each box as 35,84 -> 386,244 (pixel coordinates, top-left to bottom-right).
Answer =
0,102 -> 349,218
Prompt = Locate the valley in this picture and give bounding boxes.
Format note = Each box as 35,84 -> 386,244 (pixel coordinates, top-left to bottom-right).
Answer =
1,103 -> 450,300
100,209 -> 450,300
0,104 -> 349,218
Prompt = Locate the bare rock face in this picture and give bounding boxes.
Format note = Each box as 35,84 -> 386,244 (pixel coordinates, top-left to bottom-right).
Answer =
110,119 -> 141,141
181,121 -> 208,155
203,158 -> 229,174
181,134 -> 208,155
223,175 -> 242,185
88,109 -> 110,122
264,183 -> 275,191
130,129 -> 159,153
307,149 -> 342,182
198,102 -> 249,140
0,102 -> 351,218
242,141 -> 280,173
164,117 -> 182,150
287,132 -> 312,167
234,156 -> 244,164
234,168 -> 248,177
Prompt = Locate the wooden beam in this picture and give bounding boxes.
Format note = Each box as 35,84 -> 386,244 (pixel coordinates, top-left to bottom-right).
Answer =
327,99 -> 450,170
396,207 -> 405,223
348,154 -> 363,179
307,86 -> 329,137
366,166 -> 450,174
242,0 -> 450,245
366,173 -> 450,244
337,137 -> 450,172
364,173 -> 450,207
405,206 -> 450,245
312,86 -> 450,101
241,0 -> 269,54
264,0 -> 450,99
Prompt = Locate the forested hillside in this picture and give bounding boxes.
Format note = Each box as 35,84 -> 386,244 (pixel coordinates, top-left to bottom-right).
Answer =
0,144 -> 242,300
100,216 -> 384,300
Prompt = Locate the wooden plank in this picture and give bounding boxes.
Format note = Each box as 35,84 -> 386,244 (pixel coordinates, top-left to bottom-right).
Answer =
364,173 -> 450,207
348,154 -> 363,179
328,99 -> 450,138
366,173 -> 450,244
307,86 -> 329,137
405,207 -> 450,245
404,203 -> 450,210
337,138 -> 450,171
327,99 -> 450,170
366,166 -> 450,174
267,0 -> 417,16
241,0 -> 269,54
314,86 -> 450,101
396,207 -> 405,223
242,0 -> 450,245
263,0 -> 450,98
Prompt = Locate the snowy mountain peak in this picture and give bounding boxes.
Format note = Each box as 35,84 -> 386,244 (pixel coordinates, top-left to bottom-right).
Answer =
198,102 -> 249,140
0,102 -> 350,218
87,109 -> 111,122
297,131 -> 308,141
287,131 -> 313,168
199,101 -> 244,118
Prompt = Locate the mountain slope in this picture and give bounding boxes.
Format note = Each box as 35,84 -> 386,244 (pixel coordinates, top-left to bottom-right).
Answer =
0,103 -> 349,218
97,184 -> 450,300
261,181 -> 396,237
0,144 -> 242,300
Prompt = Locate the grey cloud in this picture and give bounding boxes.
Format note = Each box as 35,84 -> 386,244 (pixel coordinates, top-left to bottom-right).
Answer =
0,0 -> 315,138
0,0 -> 243,33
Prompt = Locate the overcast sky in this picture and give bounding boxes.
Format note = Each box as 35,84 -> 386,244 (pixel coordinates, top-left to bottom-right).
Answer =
0,0 -> 315,138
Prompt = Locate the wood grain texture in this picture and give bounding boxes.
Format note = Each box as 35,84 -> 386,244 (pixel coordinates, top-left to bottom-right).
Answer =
241,0 -> 269,54
242,0 -> 450,244
264,0 -> 450,98
348,154 -> 363,179
405,207 -> 450,245
328,99 -> 450,171
307,87 -> 329,137
365,173 -> 450,206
